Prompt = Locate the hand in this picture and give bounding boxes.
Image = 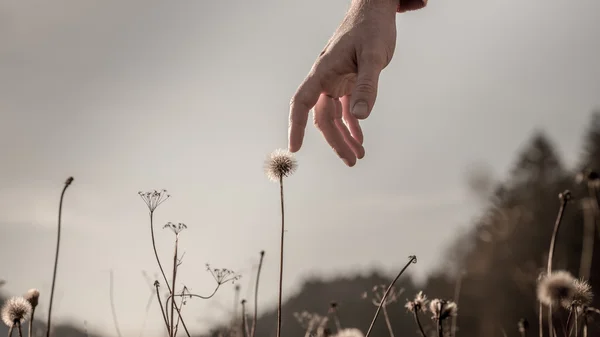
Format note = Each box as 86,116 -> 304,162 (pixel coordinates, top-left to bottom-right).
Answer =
288,0 -> 426,167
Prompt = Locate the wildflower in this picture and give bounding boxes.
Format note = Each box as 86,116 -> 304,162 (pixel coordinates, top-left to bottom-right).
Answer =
405,291 -> 429,312
206,264 -> 241,284
429,299 -> 458,320
138,189 -> 170,212
537,270 -> 579,308
569,278 -> 593,308
1,297 -> 32,327
332,328 -> 364,337
265,149 -> 297,182
163,222 -> 187,235
24,289 -> 40,309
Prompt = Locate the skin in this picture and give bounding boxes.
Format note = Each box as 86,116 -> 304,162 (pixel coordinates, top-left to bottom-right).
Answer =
288,0 -> 427,166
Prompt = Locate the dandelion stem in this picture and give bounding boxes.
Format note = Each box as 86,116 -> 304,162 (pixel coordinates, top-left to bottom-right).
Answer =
545,191 -> 570,337
16,322 -> 23,337
276,177 -> 285,337
154,282 -> 170,334
364,255 -> 417,337
28,308 -> 35,337
412,311 -> 427,337
566,307 -> 574,337
382,306 -> 394,337
251,251 -> 265,337
437,303 -> 444,337
46,177 -> 73,337
8,325 -> 13,337
109,270 -> 123,337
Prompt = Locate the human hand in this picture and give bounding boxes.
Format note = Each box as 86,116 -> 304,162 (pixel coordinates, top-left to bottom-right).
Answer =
288,0 -> 427,167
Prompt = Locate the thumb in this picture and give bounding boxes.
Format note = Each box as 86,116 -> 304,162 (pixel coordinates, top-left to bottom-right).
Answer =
350,61 -> 382,120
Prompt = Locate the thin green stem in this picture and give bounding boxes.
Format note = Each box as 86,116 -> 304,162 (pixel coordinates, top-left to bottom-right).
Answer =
46,177 -> 73,337
364,256 -> 417,337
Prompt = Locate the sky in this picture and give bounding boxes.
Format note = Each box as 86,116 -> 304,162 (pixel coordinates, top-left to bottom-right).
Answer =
0,0 -> 599,336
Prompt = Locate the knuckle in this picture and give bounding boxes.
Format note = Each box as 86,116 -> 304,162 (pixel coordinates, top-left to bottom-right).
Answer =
354,80 -> 377,94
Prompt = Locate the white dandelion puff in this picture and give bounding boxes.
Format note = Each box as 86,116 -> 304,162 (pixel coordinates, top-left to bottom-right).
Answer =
1,297 -> 32,327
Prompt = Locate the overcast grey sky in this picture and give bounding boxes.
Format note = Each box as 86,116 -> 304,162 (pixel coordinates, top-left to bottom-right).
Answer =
1,0 -> 599,336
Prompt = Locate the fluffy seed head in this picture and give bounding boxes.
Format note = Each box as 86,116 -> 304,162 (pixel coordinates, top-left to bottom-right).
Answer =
405,291 -> 429,312
24,289 -> 40,308
1,297 -> 32,327
265,149 -> 297,182
570,278 -> 593,308
333,328 -> 364,337
537,270 -> 578,308
429,299 -> 457,320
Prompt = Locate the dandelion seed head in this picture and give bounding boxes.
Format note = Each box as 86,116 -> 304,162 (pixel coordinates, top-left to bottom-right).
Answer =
332,328 -> 364,337
429,299 -> 456,320
1,297 -> 32,327
24,289 -> 40,308
265,149 -> 297,182
537,270 -> 577,308
570,278 -> 593,308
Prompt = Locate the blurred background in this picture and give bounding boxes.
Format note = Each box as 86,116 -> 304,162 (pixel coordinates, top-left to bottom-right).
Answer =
1,0 -> 599,336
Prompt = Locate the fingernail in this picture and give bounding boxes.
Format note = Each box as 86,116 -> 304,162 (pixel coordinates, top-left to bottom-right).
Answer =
343,158 -> 355,167
352,101 -> 369,119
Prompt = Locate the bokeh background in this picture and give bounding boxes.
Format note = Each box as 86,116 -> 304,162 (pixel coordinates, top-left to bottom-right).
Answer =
1,0 -> 599,336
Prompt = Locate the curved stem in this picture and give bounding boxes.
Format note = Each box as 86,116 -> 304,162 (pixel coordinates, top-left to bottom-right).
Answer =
169,235 -> 179,337
276,178 -> 285,337
149,212 -> 172,294
251,251 -> 265,337
46,177 -> 73,337
364,256 -> 417,337
412,311 -> 427,337
546,194 -> 569,337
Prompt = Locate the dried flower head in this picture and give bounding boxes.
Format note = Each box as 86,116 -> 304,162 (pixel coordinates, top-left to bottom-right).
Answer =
405,291 -> 429,312
206,264 -> 241,284
332,328 -> 364,337
365,284 -> 401,307
163,222 -> 187,235
537,270 -> 579,309
265,149 -> 297,182
138,189 -> 170,212
559,190 -> 572,202
1,297 -> 32,327
570,278 -> 593,308
24,289 -> 40,308
429,299 -> 457,321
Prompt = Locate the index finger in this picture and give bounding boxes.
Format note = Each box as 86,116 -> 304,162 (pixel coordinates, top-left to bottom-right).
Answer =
288,73 -> 322,153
